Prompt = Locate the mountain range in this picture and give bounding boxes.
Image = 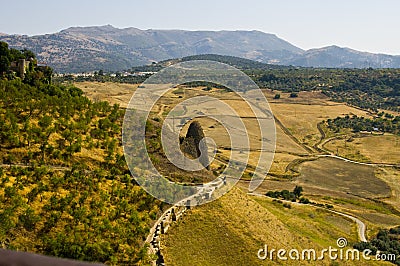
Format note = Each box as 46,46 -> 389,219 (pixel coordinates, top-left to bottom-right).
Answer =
1,25 -> 400,72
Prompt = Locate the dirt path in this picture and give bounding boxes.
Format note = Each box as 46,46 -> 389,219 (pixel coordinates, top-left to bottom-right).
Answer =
314,122 -> 328,153
277,116 -> 398,171
316,154 -> 398,167
0,163 -> 72,171
329,210 -> 367,242
0,163 -> 99,175
273,115 -> 313,154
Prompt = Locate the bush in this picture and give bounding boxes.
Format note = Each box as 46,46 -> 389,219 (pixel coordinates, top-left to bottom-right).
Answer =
283,203 -> 291,209
299,197 -> 310,204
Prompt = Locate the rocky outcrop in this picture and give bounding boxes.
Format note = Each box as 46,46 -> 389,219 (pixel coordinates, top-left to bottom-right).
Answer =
180,121 -> 209,170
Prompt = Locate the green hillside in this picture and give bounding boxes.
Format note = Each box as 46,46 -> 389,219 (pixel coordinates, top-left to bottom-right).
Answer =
0,45 -> 164,264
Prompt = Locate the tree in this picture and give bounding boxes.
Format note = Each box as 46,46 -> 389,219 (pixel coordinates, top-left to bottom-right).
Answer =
293,186 -> 303,199
0,42 -> 9,56
274,93 -> 281,99
171,208 -> 177,222
22,49 -> 36,60
0,55 -> 10,73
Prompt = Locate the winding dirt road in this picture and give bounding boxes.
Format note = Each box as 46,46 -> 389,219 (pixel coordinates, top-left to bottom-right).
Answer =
329,210 -> 367,242
248,192 -> 367,242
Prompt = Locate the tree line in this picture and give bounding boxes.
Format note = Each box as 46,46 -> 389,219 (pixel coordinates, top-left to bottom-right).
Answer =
354,226 -> 400,265
324,114 -> 400,135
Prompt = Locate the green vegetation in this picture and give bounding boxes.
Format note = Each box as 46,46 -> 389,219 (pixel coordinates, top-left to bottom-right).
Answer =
157,54 -> 284,70
266,189 -> 297,202
0,78 -> 164,264
265,186 -> 302,201
324,114 -> 400,135
332,197 -> 394,214
273,93 -> 281,99
0,44 -> 164,265
252,67 -> 400,112
163,188 -> 365,265
56,54 -> 400,113
3,47 -> 399,265
180,55 -> 400,113
354,226 -> 400,265
265,186 -> 334,209
0,41 -> 52,85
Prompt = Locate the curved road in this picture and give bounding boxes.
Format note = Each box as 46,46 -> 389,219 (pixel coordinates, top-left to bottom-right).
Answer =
248,192 -> 367,242
316,154 -> 398,168
329,210 -> 367,242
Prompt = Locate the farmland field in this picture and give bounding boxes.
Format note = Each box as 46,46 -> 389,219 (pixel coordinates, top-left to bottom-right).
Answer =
324,134 -> 400,164
270,101 -> 371,149
77,82 -> 400,265
297,157 -> 390,199
75,81 -> 138,108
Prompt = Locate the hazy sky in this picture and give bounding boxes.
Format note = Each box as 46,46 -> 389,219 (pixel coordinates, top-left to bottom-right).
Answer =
1,0 -> 399,54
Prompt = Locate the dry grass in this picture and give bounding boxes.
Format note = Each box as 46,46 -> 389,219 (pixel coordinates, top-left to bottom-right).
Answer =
73,82 -> 399,264
375,167 -> 400,211
190,117 -> 263,150
263,90 -> 331,105
188,103 -> 307,177
161,188 -> 383,265
325,135 -> 400,164
270,102 -> 371,147
74,82 -> 138,108
74,147 -> 105,163
298,157 -> 390,199
244,152 -> 301,176
275,124 -> 308,154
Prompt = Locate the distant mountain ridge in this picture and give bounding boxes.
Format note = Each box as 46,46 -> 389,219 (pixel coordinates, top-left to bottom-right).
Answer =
290,45 -> 400,68
1,25 -> 399,72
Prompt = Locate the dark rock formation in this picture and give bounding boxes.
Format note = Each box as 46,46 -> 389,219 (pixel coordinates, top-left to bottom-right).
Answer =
180,121 -> 210,170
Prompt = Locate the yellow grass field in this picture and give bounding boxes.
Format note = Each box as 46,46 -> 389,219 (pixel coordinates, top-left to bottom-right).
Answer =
324,134 -> 400,164
161,188 -> 387,266
297,157 -> 390,199
75,81 -> 138,107
270,102 -> 371,148
275,124 -> 309,154
74,82 -> 400,265
376,167 -> 400,211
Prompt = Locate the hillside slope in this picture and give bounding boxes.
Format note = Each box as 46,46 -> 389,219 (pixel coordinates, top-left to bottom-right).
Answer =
286,45 -> 400,68
2,25 -> 400,72
161,188 -> 388,265
0,25 -> 302,72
